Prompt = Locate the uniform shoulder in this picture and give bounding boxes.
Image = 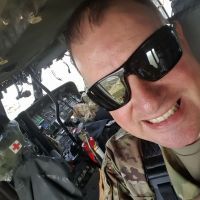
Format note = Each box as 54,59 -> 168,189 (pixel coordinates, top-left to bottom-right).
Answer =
106,128 -> 139,149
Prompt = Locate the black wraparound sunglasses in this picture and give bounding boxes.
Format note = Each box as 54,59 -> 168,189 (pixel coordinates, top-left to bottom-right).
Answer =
87,25 -> 182,111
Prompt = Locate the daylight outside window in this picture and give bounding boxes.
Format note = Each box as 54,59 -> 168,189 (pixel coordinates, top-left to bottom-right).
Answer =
1,54 -> 85,120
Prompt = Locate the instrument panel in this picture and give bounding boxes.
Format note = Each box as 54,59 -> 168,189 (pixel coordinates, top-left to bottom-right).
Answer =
17,82 -> 81,158
15,81 -> 101,199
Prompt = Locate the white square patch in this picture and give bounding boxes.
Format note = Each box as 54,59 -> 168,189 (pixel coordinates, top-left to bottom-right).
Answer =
9,140 -> 22,154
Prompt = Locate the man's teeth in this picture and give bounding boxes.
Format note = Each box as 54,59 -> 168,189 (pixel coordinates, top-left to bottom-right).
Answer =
148,104 -> 179,124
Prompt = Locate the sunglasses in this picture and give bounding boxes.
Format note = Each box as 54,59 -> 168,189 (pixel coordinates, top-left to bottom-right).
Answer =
87,25 -> 182,111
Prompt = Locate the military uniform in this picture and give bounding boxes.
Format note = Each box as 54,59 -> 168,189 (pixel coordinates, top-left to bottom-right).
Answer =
100,129 -> 154,199
100,129 -> 200,200
162,142 -> 200,199
0,120 -> 25,182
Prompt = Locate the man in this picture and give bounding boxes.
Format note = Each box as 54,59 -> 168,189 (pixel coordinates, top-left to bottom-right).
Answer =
65,0 -> 200,199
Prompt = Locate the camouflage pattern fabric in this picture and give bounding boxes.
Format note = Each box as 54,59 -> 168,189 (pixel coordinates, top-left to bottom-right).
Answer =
100,129 -> 200,200
0,120 -> 25,181
73,102 -> 99,122
100,129 -> 154,200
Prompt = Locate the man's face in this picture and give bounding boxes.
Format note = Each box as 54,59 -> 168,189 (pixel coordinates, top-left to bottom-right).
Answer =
71,4 -> 200,148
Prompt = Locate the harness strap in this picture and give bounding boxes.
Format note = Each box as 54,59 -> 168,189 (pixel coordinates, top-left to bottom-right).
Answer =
141,140 -> 179,200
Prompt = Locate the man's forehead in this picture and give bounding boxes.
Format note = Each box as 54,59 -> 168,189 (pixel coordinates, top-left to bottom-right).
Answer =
75,0 -> 163,42
71,2 -> 164,85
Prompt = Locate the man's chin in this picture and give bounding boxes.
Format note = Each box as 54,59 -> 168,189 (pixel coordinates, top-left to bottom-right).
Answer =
185,133 -> 200,146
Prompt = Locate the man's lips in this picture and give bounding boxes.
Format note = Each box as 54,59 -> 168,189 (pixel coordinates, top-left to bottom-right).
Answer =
144,99 -> 181,125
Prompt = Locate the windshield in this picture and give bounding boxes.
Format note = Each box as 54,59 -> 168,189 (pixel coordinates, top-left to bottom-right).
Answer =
1,54 -> 85,120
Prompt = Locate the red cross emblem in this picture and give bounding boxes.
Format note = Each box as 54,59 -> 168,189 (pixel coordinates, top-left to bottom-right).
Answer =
9,140 -> 22,154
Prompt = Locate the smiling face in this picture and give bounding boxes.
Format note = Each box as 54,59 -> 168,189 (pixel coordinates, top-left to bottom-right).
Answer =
71,2 -> 200,148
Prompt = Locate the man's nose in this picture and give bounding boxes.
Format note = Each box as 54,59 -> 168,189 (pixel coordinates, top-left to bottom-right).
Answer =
127,75 -> 165,114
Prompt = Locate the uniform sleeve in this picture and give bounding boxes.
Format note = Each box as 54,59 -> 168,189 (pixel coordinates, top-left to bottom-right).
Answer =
100,130 -> 154,200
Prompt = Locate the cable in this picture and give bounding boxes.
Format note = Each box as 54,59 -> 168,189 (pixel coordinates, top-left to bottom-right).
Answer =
51,70 -> 63,81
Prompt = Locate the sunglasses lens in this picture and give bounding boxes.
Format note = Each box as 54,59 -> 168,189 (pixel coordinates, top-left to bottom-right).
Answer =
87,74 -> 130,111
99,75 -> 128,105
128,26 -> 182,81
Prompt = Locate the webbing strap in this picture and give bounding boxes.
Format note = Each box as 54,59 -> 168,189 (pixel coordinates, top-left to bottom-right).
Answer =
141,140 -> 179,200
158,183 -> 178,200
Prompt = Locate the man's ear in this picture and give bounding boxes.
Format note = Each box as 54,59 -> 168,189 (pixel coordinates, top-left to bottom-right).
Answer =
173,20 -> 191,51
173,20 -> 185,41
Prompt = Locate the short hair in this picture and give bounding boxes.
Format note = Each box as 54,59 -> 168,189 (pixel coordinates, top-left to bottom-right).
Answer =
65,0 -> 163,50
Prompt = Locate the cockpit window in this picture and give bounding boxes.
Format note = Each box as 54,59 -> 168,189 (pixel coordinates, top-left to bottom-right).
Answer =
1,54 -> 85,120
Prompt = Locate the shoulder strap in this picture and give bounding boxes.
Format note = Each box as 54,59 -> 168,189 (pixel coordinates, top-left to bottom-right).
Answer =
140,140 -> 179,200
